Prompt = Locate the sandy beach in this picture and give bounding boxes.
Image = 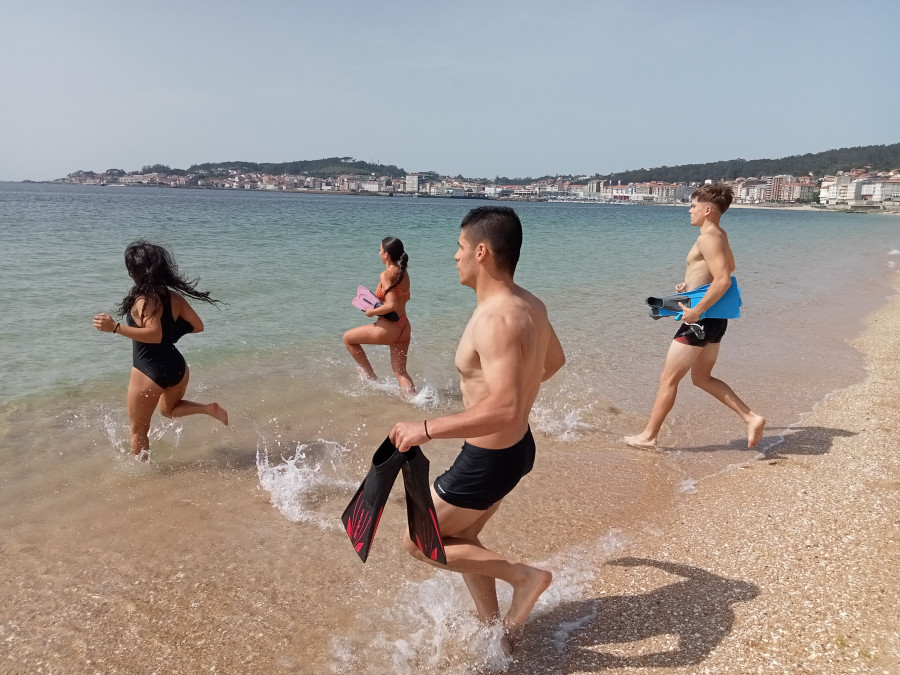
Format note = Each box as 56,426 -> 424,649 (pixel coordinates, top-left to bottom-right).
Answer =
511,274 -> 900,674
6,288 -> 894,675
729,203 -> 900,217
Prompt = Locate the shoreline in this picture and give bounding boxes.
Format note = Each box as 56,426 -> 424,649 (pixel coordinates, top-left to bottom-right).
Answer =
17,181 -> 900,214
512,273 -> 900,673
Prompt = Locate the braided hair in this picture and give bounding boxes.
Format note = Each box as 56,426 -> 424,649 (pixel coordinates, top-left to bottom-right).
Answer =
381,236 -> 409,294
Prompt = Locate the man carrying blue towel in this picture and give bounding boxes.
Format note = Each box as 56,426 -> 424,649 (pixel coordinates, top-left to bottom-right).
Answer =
625,183 -> 766,450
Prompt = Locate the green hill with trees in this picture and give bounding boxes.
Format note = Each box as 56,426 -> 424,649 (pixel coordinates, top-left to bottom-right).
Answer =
63,143 -> 899,185
186,157 -> 406,178
593,142 -> 900,184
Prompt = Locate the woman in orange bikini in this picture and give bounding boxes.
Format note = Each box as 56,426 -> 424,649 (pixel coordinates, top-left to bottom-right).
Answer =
343,237 -> 415,394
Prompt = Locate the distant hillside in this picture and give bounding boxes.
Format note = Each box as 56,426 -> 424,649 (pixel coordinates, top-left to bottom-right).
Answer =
61,143 -> 900,185
596,143 -> 900,184
186,157 -> 406,178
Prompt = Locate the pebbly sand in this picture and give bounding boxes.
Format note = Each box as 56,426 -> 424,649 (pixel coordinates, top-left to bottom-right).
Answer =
510,274 -> 900,674
3,291 -> 898,675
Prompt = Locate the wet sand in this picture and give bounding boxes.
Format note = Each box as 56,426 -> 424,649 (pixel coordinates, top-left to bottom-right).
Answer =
3,285 -> 898,673
511,275 -> 900,674
3,290 -> 898,673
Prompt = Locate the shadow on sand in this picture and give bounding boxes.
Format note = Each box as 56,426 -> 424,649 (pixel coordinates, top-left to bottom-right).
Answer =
672,425 -> 857,457
512,558 -> 758,673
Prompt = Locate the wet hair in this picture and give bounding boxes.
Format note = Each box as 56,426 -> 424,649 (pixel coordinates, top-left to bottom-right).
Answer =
118,240 -> 219,322
692,183 -> 734,214
459,206 -> 522,275
381,236 -> 409,293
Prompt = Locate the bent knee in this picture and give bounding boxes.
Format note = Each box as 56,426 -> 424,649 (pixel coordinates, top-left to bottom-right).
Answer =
158,405 -> 176,418
690,373 -> 713,389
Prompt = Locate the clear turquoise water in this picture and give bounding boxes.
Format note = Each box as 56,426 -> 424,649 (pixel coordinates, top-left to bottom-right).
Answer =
2,182 -> 898,672
4,183 -> 897,405
3,182 -> 898,444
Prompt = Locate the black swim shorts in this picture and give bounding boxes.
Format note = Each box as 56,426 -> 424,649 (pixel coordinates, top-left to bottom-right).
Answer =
433,428 -> 536,510
674,318 -> 728,347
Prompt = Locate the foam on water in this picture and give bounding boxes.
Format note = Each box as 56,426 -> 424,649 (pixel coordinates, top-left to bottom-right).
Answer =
530,400 -> 596,441
679,478 -> 698,494
100,411 -> 127,453
328,529 -> 626,674
74,402 -> 180,461
337,373 -> 444,411
255,436 -> 354,529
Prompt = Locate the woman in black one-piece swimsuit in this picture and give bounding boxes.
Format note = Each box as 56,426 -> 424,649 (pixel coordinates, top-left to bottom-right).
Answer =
93,241 -> 228,460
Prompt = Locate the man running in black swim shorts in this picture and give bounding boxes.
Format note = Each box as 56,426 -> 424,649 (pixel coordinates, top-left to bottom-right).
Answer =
390,206 -> 565,653
434,428 -> 536,510
624,184 -> 765,450
673,317 -> 728,347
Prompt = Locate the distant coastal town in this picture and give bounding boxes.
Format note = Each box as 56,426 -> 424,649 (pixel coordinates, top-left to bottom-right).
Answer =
55,165 -> 900,211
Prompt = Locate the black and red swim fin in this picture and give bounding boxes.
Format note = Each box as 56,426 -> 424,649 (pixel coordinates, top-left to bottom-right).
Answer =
402,446 -> 447,565
341,437 -> 405,562
341,438 -> 446,565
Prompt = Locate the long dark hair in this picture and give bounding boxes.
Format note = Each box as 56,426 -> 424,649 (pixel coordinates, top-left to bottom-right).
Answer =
381,236 -> 409,294
118,240 -> 220,322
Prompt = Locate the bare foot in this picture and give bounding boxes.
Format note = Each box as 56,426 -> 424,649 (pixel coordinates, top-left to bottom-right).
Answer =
504,566 -> 552,631
500,632 -> 514,656
134,449 -> 150,462
210,403 -> 229,426
356,366 -> 377,382
623,435 -> 657,450
747,414 -> 766,448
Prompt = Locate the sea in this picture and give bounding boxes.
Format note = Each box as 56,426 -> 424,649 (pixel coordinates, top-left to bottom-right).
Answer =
2,182 -> 898,673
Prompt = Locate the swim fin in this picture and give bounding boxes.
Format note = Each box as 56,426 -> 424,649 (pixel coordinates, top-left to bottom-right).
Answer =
341,438 -> 446,564
350,285 -> 400,322
341,437 -> 405,562
647,294 -> 690,319
351,285 -> 380,312
401,446 -> 447,565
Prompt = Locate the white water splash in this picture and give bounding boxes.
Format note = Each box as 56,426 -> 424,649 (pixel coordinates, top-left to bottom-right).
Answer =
101,412 -> 126,453
341,375 -> 444,411
531,403 -> 595,441
329,573 -> 513,674
329,529 -> 626,674
255,437 -> 354,530
407,383 -> 440,410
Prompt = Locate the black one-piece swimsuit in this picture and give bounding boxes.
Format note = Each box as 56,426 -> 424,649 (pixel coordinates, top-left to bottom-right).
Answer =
126,293 -> 193,389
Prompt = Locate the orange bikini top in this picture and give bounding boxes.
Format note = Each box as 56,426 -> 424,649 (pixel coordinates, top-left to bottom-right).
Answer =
375,282 -> 410,301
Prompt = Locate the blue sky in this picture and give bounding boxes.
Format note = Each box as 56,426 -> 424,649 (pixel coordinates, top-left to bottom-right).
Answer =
2,1 -> 898,181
